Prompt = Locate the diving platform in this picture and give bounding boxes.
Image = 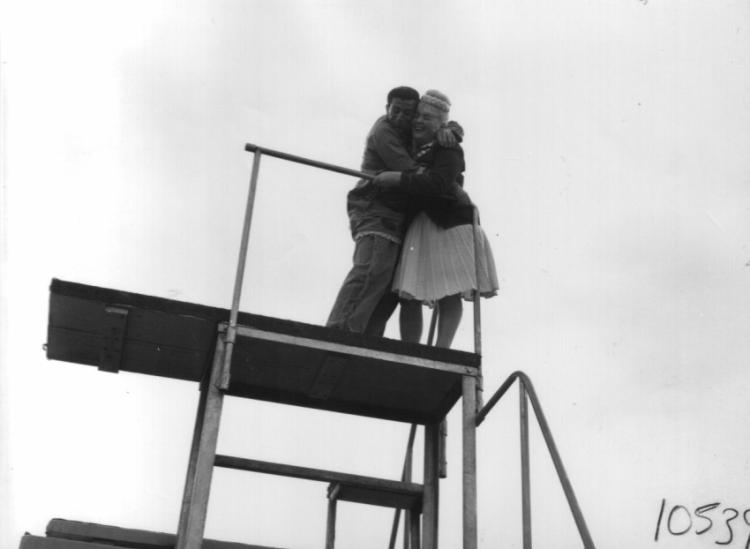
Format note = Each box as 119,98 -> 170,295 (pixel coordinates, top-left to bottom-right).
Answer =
25,143 -> 598,549
46,278 -> 480,425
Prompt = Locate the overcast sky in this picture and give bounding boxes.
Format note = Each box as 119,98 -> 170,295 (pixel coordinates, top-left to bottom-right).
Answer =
2,1 -> 750,548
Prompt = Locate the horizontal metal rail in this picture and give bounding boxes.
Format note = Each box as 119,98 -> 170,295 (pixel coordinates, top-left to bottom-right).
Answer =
214,455 -> 423,507
477,371 -> 596,549
245,143 -> 374,180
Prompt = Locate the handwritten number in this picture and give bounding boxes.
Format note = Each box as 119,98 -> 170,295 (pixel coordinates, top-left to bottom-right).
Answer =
667,505 -> 692,536
655,498 -> 666,541
656,501 -> 750,545
694,502 -> 720,535
716,508 -> 738,545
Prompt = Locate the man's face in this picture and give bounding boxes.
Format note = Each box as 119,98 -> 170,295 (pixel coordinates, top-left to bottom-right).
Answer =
386,98 -> 418,131
412,102 -> 443,143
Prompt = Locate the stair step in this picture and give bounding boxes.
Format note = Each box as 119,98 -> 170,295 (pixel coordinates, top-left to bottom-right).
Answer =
215,456 -> 423,510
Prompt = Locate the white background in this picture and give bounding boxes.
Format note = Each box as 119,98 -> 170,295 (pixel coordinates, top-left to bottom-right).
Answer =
2,1 -> 749,548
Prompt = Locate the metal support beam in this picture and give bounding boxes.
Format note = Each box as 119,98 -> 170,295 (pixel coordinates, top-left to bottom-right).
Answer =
220,149 -> 262,390
409,510 -> 421,549
462,376 -> 478,549
520,380 -> 531,549
175,336 -> 227,549
390,424 -> 417,549
176,366 -> 211,539
325,484 -> 340,549
422,423 -> 440,549
471,208 -> 484,411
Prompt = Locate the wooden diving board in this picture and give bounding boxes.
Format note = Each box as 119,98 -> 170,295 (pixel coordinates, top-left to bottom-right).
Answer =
46,279 -> 480,424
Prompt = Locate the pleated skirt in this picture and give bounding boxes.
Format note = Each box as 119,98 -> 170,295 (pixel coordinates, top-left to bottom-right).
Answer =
392,212 -> 499,305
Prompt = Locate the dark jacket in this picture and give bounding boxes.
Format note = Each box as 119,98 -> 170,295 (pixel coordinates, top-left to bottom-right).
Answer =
400,142 -> 474,229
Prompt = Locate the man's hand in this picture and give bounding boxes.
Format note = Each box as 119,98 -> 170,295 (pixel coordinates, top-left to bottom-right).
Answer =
373,171 -> 401,188
436,126 -> 457,148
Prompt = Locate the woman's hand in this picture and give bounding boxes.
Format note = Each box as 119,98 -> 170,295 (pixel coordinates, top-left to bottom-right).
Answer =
373,171 -> 401,188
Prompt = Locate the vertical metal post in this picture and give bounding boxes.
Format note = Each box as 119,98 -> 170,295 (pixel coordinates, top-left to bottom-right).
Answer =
426,307 -> 448,481
176,336 -> 227,549
438,418 -> 447,479
471,208 -> 483,410
409,511 -> 421,549
177,369 -> 211,538
462,375 -> 478,549
389,500 -> 403,549
422,422 -> 440,549
426,306 -> 439,347
220,149 -> 263,389
325,485 -> 339,549
389,424 -> 417,549
519,380 -> 532,549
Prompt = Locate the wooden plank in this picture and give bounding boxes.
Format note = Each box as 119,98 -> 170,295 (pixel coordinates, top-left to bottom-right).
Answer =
47,327 -> 209,381
214,455 -> 422,510
49,294 -> 216,352
20,536 -> 117,549
44,518 -> 286,548
49,279 -> 480,367
334,484 -> 421,510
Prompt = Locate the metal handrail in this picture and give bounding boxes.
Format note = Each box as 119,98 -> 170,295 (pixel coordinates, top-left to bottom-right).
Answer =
477,371 -> 596,549
238,143 -> 484,356
245,143 -> 374,180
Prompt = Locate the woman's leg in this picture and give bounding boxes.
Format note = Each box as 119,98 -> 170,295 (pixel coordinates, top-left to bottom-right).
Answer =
436,294 -> 463,348
399,299 -> 423,343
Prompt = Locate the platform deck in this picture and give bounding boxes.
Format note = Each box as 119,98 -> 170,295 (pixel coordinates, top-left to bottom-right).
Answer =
46,279 -> 480,424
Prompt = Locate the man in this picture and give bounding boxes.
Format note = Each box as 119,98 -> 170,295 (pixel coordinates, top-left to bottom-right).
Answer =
326,86 -> 460,336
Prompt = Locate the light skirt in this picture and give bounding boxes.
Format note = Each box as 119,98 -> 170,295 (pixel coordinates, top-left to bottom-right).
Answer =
392,212 -> 499,305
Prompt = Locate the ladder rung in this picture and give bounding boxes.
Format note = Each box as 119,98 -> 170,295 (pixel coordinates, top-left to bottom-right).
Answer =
215,455 -> 423,510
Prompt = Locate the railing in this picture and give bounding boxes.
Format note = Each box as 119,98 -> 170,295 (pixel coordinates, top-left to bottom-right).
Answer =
234,143 -> 484,357
477,371 -> 597,549
236,145 -> 593,549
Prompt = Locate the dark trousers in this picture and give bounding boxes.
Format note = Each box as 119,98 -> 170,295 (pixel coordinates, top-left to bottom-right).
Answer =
326,234 -> 400,336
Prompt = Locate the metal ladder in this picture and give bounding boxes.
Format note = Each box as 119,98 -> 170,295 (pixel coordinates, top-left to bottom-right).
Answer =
173,144 -> 486,549
173,143 -> 596,549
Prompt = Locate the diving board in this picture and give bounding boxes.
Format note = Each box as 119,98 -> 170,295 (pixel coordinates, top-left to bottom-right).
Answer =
46,279 -> 480,424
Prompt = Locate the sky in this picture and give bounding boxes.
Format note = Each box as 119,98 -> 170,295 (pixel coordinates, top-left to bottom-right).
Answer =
1,1 -> 750,548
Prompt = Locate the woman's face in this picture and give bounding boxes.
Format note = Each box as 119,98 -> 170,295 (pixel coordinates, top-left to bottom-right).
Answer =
412,102 -> 444,144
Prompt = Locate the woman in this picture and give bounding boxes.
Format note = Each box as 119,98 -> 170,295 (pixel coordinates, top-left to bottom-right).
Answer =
373,90 -> 498,348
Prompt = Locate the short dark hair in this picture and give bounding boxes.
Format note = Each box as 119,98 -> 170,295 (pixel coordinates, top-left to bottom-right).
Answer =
387,86 -> 419,105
